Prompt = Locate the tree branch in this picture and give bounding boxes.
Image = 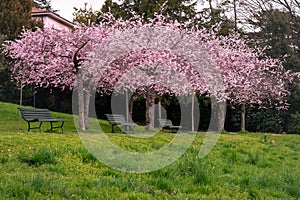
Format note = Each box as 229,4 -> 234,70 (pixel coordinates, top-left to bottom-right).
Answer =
73,39 -> 91,72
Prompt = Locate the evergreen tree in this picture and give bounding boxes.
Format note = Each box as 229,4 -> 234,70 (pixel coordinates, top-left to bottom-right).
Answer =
0,0 -> 39,104
199,0 -> 235,35
33,0 -> 55,11
73,3 -> 98,25
100,0 -> 125,20
0,0 -> 36,40
245,9 -> 300,133
100,0 -> 200,24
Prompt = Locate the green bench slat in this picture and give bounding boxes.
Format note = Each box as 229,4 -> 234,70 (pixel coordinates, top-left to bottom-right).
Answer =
18,108 -> 65,133
105,114 -> 136,133
158,119 -> 181,130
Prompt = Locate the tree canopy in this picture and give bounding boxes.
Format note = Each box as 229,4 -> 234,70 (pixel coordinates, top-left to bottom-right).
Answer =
3,13 -> 298,130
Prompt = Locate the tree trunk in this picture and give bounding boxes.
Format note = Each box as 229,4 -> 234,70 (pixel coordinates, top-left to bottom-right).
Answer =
191,92 -> 195,132
125,90 -> 129,121
125,90 -> 129,131
18,81 -> 23,131
233,0 -> 238,32
32,86 -> 36,108
158,97 -> 162,120
241,103 -> 246,131
77,72 -> 86,131
145,89 -> 155,130
217,101 -> 226,132
209,98 -> 226,132
150,102 -> 155,128
209,0 -> 215,22
83,90 -> 90,130
129,95 -> 134,123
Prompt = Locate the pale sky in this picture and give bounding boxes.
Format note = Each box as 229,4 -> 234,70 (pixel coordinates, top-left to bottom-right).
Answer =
51,0 -> 105,22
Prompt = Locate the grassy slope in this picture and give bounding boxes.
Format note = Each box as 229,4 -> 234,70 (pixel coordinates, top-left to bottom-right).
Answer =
0,102 -> 300,199
0,101 -> 112,133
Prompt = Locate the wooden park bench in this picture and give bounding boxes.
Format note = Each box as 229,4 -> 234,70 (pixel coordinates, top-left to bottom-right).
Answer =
105,114 -> 137,133
158,118 -> 182,131
18,108 -> 66,133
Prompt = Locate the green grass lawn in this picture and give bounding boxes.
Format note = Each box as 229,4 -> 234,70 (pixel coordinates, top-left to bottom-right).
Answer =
0,102 -> 300,199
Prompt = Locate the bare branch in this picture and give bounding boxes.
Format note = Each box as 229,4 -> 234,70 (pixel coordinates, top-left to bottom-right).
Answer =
73,39 -> 91,71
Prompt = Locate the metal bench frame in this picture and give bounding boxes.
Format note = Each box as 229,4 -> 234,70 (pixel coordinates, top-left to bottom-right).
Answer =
158,118 -> 182,130
18,108 -> 65,133
105,114 -> 136,133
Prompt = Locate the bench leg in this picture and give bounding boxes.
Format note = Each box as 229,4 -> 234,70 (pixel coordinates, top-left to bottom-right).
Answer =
49,121 -> 65,133
50,122 -> 53,131
61,121 -> 64,133
27,122 -> 31,132
111,125 -> 115,133
39,122 -> 43,132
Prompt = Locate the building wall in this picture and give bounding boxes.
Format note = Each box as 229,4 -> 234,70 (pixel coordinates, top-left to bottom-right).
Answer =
41,16 -> 70,30
31,7 -> 74,30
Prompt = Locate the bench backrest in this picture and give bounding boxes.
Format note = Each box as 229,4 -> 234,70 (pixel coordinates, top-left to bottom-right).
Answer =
105,114 -> 127,125
158,119 -> 174,127
19,108 -> 53,121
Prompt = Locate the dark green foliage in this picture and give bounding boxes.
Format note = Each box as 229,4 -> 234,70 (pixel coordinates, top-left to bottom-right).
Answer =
197,95 -> 211,131
199,0 -> 236,35
247,108 -> 283,133
73,3 -> 98,25
284,83 -> 300,133
287,112 -> 300,134
100,0 -> 200,24
0,0 -> 43,105
100,0 -> 125,20
75,0 -> 201,25
245,8 -> 300,133
34,88 -> 73,113
0,0 -> 37,40
252,10 -> 292,57
0,68 -> 34,105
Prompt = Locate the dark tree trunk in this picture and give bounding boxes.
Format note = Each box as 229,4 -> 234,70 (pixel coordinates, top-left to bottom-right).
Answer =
145,89 -> 155,130
233,0 -> 238,32
129,94 -> 134,122
241,103 -> 246,131
83,90 -> 91,129
77,71 -> 86,131
191,92 -> 195,132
